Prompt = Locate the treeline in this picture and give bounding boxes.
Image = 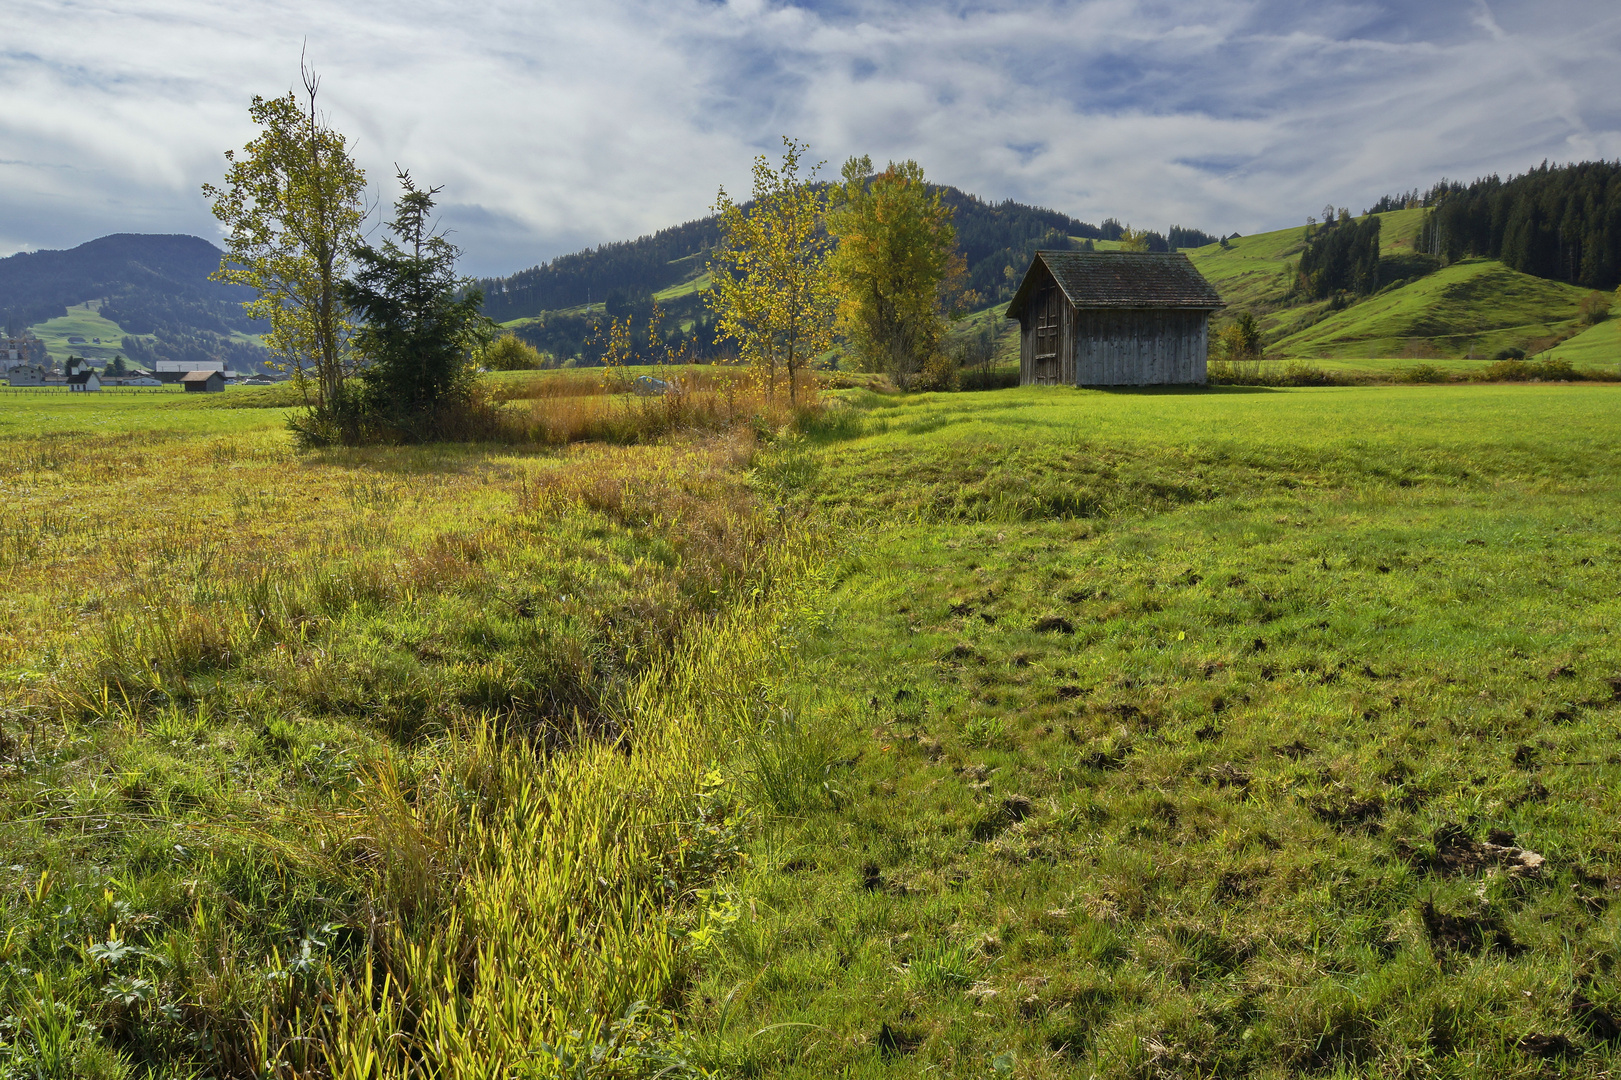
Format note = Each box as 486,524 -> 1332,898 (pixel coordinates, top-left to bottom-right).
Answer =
507,291 -> 728,366
1417,161 -> 1621,289
476,217 -> 723,323
1296,214 -> 1382,299
120,329 -> 273,374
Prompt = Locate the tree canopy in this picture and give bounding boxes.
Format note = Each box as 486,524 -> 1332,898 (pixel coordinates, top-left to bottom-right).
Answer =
202,63 -> 366,437
826,157 -> 964,388
706,138 -> 836,402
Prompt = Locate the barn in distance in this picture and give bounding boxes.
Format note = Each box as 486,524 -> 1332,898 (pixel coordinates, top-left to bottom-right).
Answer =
1005,251 -> 1225,386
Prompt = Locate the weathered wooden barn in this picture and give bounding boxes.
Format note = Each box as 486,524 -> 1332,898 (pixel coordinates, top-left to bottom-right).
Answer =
1005,251 -> 1225,386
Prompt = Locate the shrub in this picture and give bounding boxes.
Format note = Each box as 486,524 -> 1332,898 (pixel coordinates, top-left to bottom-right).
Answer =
1477,356 -> 1578,382
1208,359 -> 1356,387
1400,364 -> 1448,384
1490,347 -> 1526,362
1578,290 -> 1613,325
484,335 -> 545,371
912,352 -> 961,392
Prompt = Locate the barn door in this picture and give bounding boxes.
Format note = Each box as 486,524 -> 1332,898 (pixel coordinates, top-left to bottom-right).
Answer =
1033,284 -> 1061,384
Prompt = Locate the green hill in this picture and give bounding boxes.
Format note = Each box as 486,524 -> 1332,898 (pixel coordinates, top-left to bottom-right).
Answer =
0,233 -> 274,373
1182,209 -> 1605,363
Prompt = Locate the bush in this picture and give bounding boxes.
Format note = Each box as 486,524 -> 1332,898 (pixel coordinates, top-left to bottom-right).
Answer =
1490,347 -> 1526,362
1400,364 -> 1448,384
1477,356 -> 1578,382
484,335 -> 545,371
1207,359 -> 1356,387
912,352 -> 960,392
1578,290 -> 1613,325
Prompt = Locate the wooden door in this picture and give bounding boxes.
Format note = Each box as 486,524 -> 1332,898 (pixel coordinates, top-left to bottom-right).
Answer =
1033,284 -> 1061,385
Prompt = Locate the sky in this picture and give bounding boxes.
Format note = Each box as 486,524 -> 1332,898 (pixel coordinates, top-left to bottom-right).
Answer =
3,0 -> 1620,278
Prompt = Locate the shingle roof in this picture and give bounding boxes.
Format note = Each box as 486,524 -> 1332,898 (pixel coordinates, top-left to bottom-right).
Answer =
180,370 -> 221,382
1005,251 -> 1225,320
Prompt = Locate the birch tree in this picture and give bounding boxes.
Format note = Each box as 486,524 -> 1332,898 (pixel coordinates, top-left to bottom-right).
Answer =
707,138 -> 836,403
826,156 -> 963,389
203,62 -> 366,442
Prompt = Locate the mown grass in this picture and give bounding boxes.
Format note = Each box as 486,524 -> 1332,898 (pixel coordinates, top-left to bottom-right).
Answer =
681,383 -> 1621,1078
26,302 -> 144,363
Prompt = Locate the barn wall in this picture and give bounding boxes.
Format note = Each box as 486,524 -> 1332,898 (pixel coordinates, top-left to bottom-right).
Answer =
1019,313 -> 1031,383
1072,309 -> 1210,386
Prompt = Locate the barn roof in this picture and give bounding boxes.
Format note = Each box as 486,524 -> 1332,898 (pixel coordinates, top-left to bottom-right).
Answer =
180,370 -> 222,382
1005,251 -> 1225,320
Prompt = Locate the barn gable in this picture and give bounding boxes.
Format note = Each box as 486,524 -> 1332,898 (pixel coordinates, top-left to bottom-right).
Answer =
1005,251 -> 1225,387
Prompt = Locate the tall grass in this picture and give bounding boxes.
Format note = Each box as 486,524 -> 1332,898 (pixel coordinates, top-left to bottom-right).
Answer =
0,405 -> 827,1077
489,371 -> 826,446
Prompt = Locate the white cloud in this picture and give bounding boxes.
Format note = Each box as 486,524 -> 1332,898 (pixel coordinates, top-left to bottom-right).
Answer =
0,0 -> 1618,275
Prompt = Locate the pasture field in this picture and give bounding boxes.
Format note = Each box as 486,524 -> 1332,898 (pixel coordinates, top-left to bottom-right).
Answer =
26,304 -> 145,364
1,381 -> 1619,1078
692,383 -> 1621,1078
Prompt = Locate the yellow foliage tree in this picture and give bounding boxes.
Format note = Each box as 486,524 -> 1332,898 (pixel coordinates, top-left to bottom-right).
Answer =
706,138 -> 836,403
826,156 -> 964,389
203,63 -> 366,437
1118,226 -> 1152,252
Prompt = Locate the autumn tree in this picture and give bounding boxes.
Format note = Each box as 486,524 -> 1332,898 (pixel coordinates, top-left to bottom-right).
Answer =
1217,311 -> 1263,362
1118,226 -> 1152,252
706,137 -> 836,403
826,156 -> 965,388
203,61 -> 366,442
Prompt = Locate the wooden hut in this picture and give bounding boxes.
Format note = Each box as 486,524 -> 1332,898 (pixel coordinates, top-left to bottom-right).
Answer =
1005,251 -> 1224,386
180,370 -> 226,393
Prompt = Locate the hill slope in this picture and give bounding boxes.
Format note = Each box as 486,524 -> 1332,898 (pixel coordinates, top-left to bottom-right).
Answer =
476,188 -> 1196,325
0,234 -> 273,372
1184,209 -> 1609,362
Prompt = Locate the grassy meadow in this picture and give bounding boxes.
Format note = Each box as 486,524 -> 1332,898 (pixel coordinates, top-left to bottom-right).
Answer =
26,304 -> 145,364
2,378 -> 1620,1078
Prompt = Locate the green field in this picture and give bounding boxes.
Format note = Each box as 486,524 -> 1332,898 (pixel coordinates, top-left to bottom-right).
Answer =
27,302 -> 148,363
4,379 -> 1621,1077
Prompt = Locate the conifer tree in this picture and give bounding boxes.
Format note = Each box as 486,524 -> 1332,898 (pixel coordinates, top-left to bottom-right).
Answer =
340,171 -> 493,441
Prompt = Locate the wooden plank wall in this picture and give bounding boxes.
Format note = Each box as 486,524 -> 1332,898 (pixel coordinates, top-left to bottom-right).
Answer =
1070,309 -> 1209,386
1019,300 -> 1212,386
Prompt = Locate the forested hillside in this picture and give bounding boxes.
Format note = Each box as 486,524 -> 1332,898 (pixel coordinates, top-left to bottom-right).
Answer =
475,186 -> 1219,325
1416,161 -> 1621,290
0,234 -> 274,372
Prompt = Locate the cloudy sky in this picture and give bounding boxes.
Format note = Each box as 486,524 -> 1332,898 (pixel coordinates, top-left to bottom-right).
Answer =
3,0 -> 1619,277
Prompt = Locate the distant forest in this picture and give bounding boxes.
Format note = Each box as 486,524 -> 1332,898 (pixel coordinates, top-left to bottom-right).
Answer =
1369,161 -> 1621,290
476,185 -> 1222,351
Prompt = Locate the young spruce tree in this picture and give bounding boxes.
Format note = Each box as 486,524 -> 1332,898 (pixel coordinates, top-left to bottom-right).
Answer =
341,171 -> 493,441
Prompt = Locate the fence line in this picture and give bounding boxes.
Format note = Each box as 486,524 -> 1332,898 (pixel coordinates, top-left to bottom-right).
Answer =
0,387 -> 184,395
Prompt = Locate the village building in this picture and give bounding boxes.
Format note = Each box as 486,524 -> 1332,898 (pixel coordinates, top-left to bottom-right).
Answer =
5,364 -> 51,387
1,334 -> 46,372
155,359 -> 225,384
1005,251 -> 1225,387
181,370 -> 226,393
67,371 -> 101,392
